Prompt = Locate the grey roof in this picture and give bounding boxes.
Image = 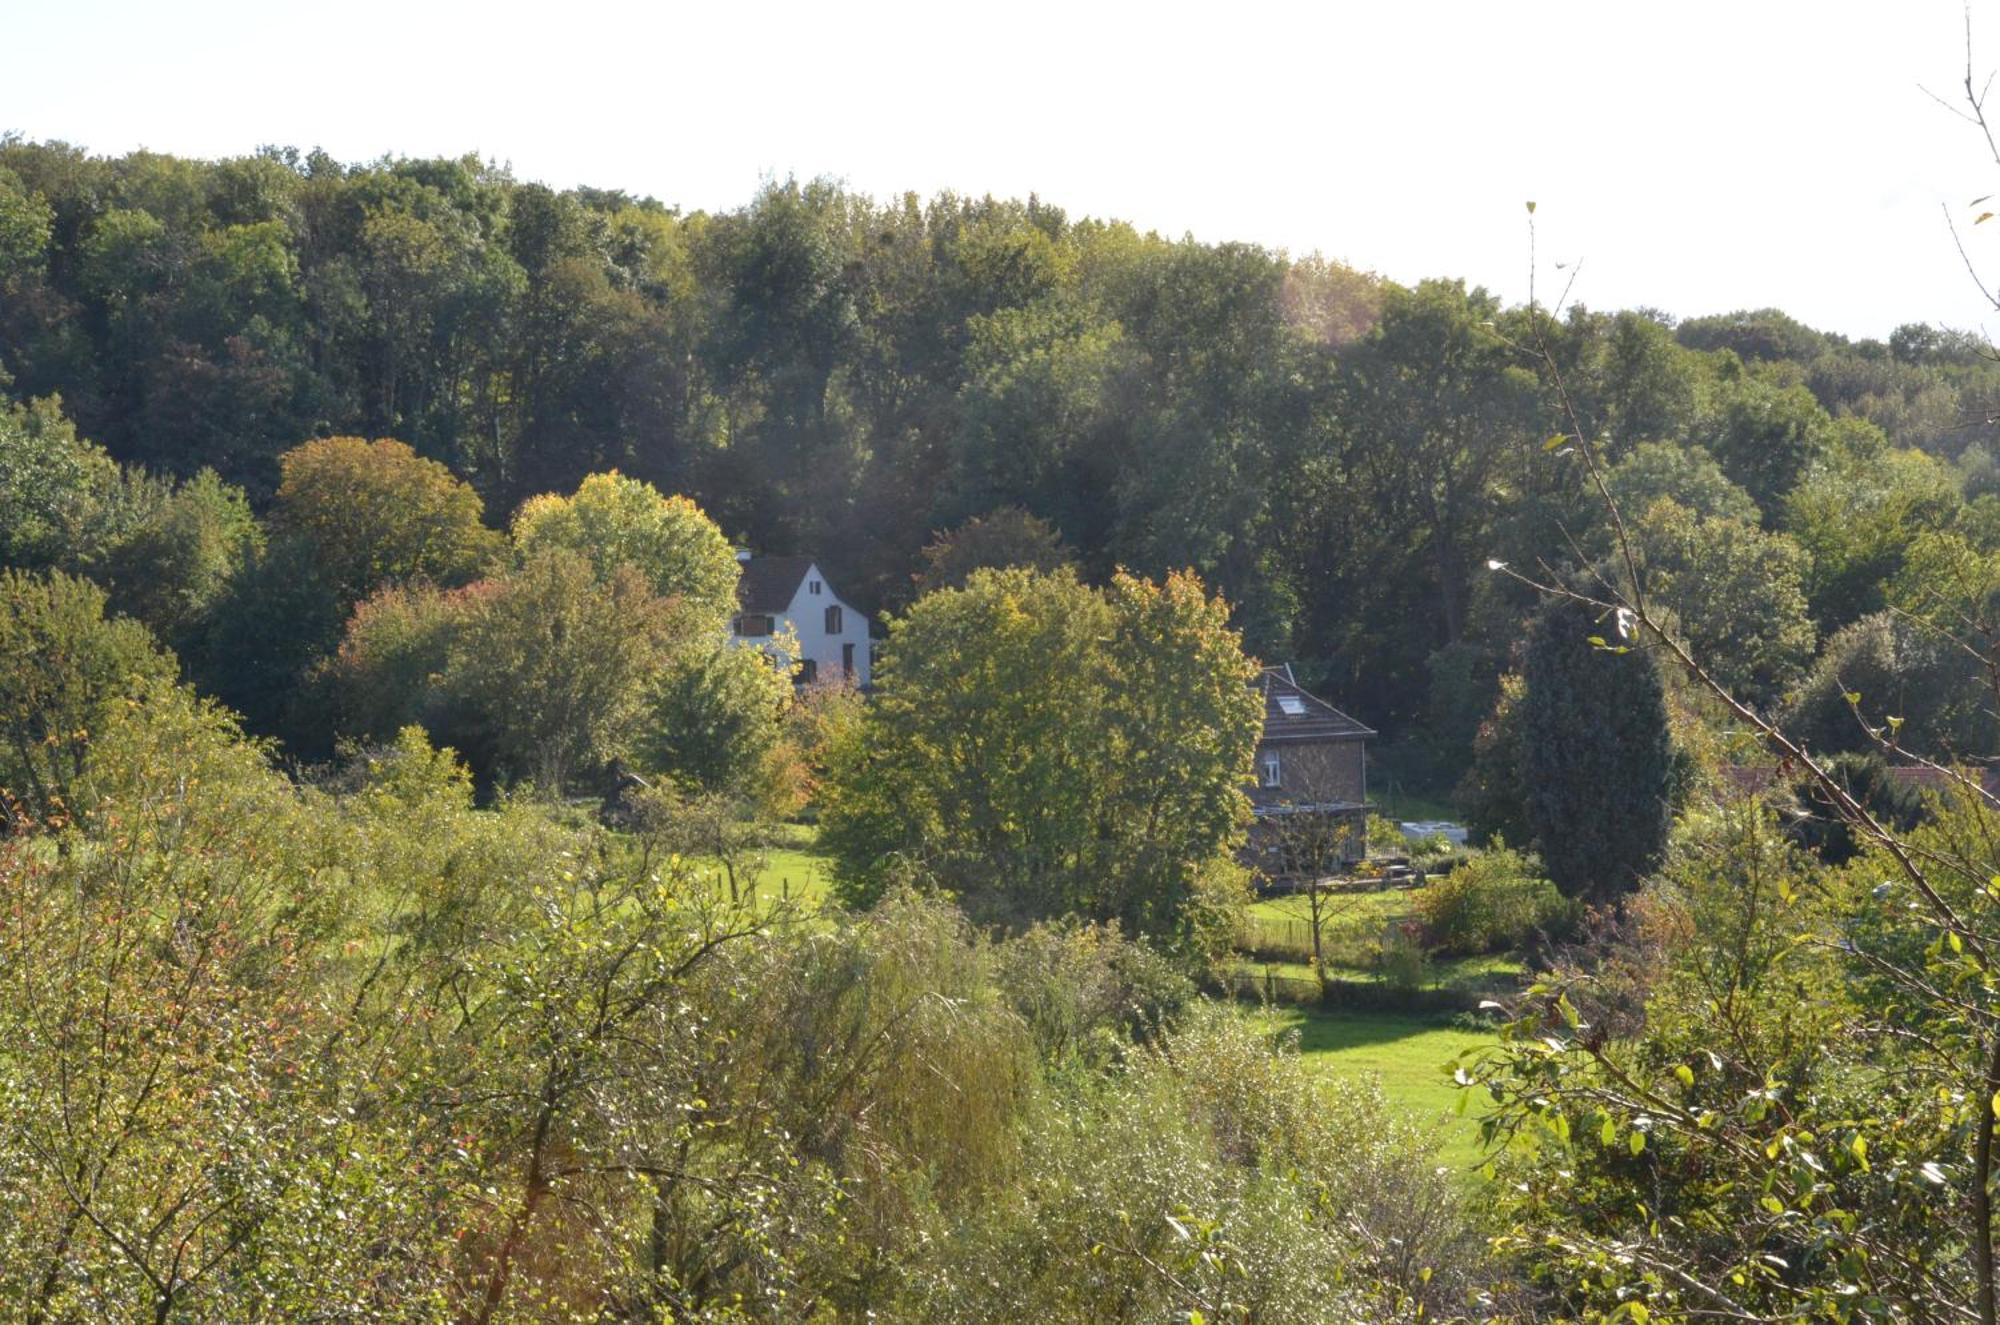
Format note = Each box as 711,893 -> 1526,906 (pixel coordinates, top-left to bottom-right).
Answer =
735,555 -> 817,614
1255,666 -> 1375,743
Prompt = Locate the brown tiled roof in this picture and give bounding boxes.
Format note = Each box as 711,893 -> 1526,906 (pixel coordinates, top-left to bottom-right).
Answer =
1255,665 -> 1374,743
735,555 -> 816,614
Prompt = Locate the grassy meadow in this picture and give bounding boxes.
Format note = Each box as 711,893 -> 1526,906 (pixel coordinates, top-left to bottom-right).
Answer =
1256,1005 -> 1495,1171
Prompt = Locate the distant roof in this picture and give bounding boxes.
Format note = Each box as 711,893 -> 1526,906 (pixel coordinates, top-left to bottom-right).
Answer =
735,555 -> 817,614
1255,665 -> 1374,742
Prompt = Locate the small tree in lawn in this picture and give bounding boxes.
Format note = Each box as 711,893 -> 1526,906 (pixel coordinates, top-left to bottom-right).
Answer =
1519,591 -> 1672,904
1261,806 -> 1361,987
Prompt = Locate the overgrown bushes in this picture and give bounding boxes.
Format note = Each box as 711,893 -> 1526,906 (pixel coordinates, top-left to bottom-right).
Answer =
0,668 -> 1483,1321
1413,841 -> 1571,956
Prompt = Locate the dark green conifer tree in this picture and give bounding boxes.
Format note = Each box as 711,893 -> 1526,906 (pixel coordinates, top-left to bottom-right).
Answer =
1520,593 -> 1672,902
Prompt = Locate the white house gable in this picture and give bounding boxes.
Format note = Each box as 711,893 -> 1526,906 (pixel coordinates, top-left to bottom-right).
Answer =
729,554 -> 872,687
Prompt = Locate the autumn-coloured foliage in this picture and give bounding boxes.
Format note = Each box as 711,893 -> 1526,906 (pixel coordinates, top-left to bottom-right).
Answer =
821,566 -> 1260,944
0,568 -> 174,829
510,472 -> 739,626
272,435 -> 501,607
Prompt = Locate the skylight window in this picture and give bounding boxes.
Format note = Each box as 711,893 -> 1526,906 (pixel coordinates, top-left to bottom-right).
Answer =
1277,695 -> 1306,717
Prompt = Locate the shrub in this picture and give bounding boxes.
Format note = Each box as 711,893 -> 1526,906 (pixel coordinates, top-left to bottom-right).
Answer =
1375,922 -> 1430,995
1413,840 -> 1571,956
1365,812 -> 1406,854
990,920 -> 1195,1066
0,568 -> 175,828
892,1007 -> 1485,1323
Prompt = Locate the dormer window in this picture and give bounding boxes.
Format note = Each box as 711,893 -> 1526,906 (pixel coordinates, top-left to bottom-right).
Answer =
1261,752 -> 1282,788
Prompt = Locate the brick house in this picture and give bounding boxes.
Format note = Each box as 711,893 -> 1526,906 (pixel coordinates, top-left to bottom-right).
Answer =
1244,665 -> 1375,881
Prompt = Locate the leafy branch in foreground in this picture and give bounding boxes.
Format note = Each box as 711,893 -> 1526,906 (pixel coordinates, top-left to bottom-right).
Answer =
1459,201 -> 2000,1324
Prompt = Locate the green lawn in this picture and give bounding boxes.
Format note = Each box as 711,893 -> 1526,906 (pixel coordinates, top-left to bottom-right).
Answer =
1246,887 -> 1410,928
1254,1005 -> 1495,1171
678,840 -> 832,912
1372,791 -> 1459,823
743,845 -> 831,909
639,820 -> 833,913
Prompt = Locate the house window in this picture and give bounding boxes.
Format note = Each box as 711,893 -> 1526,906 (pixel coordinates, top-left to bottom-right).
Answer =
798,659 -> 818,684
809,580 -> 822,595
842,642 -> 855,675
825,604 -> 843,634
737,614 -> 774,638
1260,752 -> 1282,788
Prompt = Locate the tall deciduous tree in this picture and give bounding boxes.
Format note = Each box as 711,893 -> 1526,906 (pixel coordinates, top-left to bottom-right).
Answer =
1340,280 -> 1539,647
820,566 -> 1260,942
1630,497 -> 1816,708
1699,374 -> 1834,518
269,435 -> 501,608
444,549 -> 669,790
510,471 -> 738,624
85,468 -> 262,649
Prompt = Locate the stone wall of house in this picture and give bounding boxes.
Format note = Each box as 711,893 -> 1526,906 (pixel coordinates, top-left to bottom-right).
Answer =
1249,738 -> 1364,809
1244,809 -> 1367,875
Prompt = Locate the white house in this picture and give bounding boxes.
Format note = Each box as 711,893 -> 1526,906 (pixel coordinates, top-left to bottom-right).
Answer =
729,553 -> 872,687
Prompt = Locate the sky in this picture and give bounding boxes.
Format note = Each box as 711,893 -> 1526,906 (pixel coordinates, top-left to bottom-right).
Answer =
5,0 -> 1998,341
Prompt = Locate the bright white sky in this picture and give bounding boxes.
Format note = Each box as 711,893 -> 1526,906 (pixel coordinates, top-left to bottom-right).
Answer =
6,0 -> 2000,340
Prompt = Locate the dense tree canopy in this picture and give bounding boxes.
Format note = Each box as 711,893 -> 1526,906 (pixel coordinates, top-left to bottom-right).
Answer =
510,470 -> 740,620
270,435 -> 500,608
4,139 -> 1997,786
820,566 -> 1261,942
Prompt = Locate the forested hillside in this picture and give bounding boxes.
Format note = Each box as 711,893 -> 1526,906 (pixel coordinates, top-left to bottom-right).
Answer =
10,138 -> 2000,783
15,135 -> 2000,1322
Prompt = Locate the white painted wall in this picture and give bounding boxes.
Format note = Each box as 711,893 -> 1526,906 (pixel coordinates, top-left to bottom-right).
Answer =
731,561 -> 872,687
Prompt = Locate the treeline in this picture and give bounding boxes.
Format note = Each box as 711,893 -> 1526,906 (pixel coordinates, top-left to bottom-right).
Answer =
10,139 -> 2000,779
